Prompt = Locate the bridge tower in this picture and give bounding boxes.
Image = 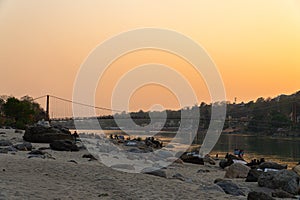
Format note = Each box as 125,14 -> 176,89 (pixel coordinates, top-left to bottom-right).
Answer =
46,95 -> 50,121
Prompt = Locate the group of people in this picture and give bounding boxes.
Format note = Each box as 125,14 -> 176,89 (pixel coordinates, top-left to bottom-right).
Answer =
109,134 -> 125,140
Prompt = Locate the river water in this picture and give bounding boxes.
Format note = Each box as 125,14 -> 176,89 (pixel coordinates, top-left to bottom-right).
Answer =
74,129 -> 300,167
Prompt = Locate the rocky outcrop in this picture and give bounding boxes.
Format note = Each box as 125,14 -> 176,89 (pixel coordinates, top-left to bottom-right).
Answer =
23,125 -> 73,143
258,169 -> 300,195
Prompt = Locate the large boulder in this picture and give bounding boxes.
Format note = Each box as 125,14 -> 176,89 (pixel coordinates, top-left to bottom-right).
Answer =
258,169 -> 300,195
50,140 -> 79,151
246,169 -> 263,182
23,125 -> 73,143
225,163 -> 250,178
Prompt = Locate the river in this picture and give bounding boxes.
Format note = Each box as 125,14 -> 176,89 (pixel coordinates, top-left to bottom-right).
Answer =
73,129 -> 300,167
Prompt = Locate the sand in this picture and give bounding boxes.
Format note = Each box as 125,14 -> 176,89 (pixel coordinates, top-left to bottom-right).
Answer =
0,129 -> 294,200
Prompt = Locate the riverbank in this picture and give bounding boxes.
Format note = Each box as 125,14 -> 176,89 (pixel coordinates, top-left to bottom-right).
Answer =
0,129 -> 299,199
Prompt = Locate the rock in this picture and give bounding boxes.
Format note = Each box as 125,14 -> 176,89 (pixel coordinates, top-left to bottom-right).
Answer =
38,147 -> 51,151
292,165 -> 300,176
28,150 -> 45,159
247,191 -> 275,200
142,167 -> 167,178
165,144 -> 175,148
225,163 -> 251,178
6,146 -> 17,152
259,162 -> 287,170
166,157 -> 184,165
0,132 -> 6,135
127,148 -> 144,153
0,140 -> 12,146
219,159 -> 233,169
23,124 -> 73,143
14,142 -> 32,151
258,169 -> 300,195
215,180 -> 245,196
272,190 -> 296,199
50,140 -> 79,151
214,178 -> 224,184
203,155 -> 216,165
197,169 -> 210,173
155,150 -> 173,159
28,150 -> 45,155
14,129 -> 23,133
246,169 -> 263,182
199,184 -> 225,194
180,152 -> 204,165
111,164 -> 135,171
68,160 -> 78,164
172,173 -> 185,181
82,154 -> 97,161
0,148 -> 8,154
27,150 -> 55,159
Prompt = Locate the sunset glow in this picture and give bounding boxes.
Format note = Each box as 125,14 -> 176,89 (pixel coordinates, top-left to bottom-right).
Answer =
1,0 -> 300,112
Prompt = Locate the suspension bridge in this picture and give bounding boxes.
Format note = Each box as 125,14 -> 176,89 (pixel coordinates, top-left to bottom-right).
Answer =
32,94 -> 299,127
33,95 -> 121,121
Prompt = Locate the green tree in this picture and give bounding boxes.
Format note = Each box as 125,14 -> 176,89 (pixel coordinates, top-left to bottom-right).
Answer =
3,96 -> 45,129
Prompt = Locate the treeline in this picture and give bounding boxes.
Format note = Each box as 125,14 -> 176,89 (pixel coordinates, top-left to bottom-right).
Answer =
51,90 -> 300,135
226,91 -> 300,134
0,96 -> 46,129
96,91 -> 300,135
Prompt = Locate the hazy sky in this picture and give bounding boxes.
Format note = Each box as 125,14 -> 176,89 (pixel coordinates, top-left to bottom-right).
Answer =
1,1 -> 300,114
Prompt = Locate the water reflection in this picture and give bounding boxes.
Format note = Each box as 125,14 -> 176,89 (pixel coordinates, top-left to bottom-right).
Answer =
210,134 -> 300,166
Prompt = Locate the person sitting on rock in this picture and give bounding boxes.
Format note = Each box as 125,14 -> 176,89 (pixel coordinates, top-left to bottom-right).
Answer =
238,149 -> 244,158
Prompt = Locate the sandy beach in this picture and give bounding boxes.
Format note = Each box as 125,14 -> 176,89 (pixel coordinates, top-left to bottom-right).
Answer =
0,129 -> 298,200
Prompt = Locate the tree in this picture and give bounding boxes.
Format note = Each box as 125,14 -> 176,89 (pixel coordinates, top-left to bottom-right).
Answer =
3,96 -> 45,129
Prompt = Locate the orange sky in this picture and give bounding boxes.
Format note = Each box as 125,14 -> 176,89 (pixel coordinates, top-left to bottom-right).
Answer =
0,1 -> 300,115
